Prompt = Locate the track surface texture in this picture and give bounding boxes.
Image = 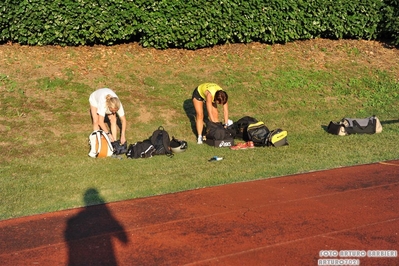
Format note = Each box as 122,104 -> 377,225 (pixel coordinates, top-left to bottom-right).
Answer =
1,160 -> 398,266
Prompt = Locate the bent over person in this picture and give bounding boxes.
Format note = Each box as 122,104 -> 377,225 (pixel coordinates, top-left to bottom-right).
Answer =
192,83 -> 229,144
89,88 -> 127,144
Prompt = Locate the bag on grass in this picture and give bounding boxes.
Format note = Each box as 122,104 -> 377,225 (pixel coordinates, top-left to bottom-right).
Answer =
266,129 -> 289,147
327,116 -> 382,136
112,140 -> 128,155
327,121 -> 347,136
206,121 -> 234,140
342,116 -> 382,134
126,140 -> 156,159
150,126 -> 173,156
234,116 -> 258,140
247,121 -> 270,146
88,130 -> 114,158
170,137 -> 188,153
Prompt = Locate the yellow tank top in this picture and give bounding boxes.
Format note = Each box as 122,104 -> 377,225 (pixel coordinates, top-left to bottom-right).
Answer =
197,83 -> 223,102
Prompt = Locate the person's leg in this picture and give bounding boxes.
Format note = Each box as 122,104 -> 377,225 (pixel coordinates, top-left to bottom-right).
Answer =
90,106 -> 100,131
108,113 -> 117,141
193,98 -> 204,144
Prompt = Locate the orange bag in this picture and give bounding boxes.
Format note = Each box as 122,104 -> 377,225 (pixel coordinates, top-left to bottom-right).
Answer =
88,130 -> 114,158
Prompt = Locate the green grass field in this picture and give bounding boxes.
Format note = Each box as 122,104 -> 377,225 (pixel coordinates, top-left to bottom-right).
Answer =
1,39 -> 399,220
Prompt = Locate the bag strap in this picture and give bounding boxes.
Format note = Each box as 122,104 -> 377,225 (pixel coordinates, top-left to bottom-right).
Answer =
95,131 -> 102,156
159,126 -> 173,156
102,131 -> 114,150
96,130 -> 114,155
101,131 -> 114,151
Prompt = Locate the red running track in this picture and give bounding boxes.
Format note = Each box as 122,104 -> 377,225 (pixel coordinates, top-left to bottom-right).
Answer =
1,161 -> 398,265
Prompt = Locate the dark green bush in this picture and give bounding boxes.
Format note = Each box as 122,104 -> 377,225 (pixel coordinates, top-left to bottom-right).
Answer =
138,0 -> 383,49
1,0 -> 141,45
0,1 -> 11,43
380,0 -> 399,45
0,0 -> 397,48
318,0 -> 382,40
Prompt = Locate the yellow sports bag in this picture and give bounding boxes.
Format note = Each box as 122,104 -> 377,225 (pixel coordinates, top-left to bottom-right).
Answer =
267,129 -> 288,147
88,130 -> 114,158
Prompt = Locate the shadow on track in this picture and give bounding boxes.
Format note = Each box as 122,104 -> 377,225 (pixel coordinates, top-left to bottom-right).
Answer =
64,188 -> 128,266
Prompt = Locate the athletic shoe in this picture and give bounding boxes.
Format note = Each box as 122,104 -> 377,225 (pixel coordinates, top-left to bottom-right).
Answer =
230,142 -> 248,150
197,137 -> 203,144
246,141 -> 255,148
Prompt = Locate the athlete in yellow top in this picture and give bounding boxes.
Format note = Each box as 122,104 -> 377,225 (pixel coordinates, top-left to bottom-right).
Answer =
192,83 -> 229,144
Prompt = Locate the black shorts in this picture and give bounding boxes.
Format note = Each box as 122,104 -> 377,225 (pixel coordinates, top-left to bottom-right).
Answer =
192,87 -> 205,102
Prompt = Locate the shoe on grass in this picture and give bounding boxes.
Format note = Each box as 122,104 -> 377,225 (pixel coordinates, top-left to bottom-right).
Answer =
246,141 -> 255,148
230,142 -> 248,150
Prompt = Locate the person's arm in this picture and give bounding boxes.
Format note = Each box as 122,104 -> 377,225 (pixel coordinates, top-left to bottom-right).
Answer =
223,102 -> 229,125
205,91 -> 217,122
96,101 -> 111,136
98,115 -> 108,132
98,115 -> 114,141
110,115 -> 118,142
119,115 -> 127,144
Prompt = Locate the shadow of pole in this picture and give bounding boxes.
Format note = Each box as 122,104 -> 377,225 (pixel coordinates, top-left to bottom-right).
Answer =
380,119 -> 399,125
64,188 -> 129,266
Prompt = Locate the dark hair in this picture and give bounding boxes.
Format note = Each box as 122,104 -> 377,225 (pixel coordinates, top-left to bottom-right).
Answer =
215,90 -> 228,105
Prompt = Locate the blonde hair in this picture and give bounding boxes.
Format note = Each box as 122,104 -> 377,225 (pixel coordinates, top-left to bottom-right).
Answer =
106,94 -> 121,110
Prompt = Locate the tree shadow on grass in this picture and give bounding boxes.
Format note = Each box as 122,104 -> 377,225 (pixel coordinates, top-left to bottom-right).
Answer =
64,188 -> 128,266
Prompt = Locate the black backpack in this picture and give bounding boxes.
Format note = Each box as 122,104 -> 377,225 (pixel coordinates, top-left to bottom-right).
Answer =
126,140 -> 156,159
234,116 -> 258,140
247,121 -> 270,146
205,121 -> 234,140
150,126 -> 173,156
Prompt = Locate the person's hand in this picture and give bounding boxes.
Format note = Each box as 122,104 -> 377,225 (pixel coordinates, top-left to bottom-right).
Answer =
120,136 -> 126,145
107,133 -> 114,142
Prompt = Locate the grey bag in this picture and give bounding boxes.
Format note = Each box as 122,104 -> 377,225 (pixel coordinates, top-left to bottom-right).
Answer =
328,116 -> 382,136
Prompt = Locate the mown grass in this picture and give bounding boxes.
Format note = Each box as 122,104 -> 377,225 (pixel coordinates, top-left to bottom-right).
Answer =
1,40 -> 399,220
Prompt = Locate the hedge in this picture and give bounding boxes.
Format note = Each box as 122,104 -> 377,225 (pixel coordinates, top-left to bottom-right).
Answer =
0,0 -> 141,45
0,0 -> 398,48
